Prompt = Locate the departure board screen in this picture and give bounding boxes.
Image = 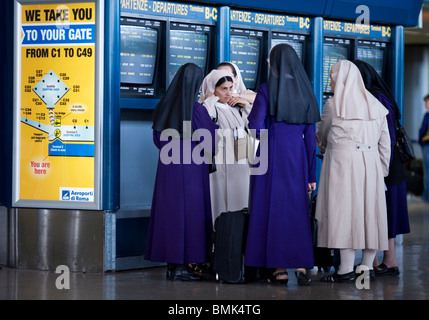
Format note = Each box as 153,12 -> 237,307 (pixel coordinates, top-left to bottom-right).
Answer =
271,33 -> 305,61
357,40 -> 386,77
230,32 -> 262,90
323,39 -> 350,93
169,23 -> 209,84
120,24 -> 158,85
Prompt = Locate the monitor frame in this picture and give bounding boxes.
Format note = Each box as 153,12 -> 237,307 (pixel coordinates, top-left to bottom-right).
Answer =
230,27 -> 268,91
167,21 -> 214,86
120,24 -> 158,85
269,31 -> 311,76
356,39 -> 388,80
120,17 -> 165,99
322,33 -> 391,103
322,37 -> 353,98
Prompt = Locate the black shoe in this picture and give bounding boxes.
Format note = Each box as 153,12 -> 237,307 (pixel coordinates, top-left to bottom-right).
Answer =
267,271 -> 288,285
320,271 -> 356,283
188,263 -> 210,276
172,264 -> 201,281
374,263 -> 400,277
295,271 -> 311,286
166,263 -> 178,280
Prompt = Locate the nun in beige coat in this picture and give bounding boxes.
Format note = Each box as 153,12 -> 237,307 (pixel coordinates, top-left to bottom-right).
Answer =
316,60 -> 391,283
199,69 -> 251,225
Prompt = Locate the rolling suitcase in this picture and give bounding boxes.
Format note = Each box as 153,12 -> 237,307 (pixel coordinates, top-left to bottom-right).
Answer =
309,193 -> 340,272
211,208 -> 250,283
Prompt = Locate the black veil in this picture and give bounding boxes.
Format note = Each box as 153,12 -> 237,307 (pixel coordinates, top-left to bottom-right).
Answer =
268,43 -> 320,124
152,63 -> 204,134
352,59 -> 401,120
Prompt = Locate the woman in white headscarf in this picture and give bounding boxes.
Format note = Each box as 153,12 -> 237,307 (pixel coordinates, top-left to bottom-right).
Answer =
200,69 -> 251,225
217,62 -> 256,109
316,60 -> 391,283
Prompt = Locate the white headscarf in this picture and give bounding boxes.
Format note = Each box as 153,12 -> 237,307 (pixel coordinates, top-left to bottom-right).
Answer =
198,69 -> 231,103
229,62 -> 247,93
331,60 -> 388,120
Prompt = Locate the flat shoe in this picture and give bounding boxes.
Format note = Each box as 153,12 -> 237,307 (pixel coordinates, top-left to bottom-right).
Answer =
173,268 -> 201,281
295,271 -> 311,286
167,264 -> 201,281
268,271 -> 288,285
320,271 -> 355,283
374,263 -> 400,277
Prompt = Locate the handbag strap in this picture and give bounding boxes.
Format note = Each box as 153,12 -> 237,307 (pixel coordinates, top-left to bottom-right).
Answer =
395,118 -> 402,130
212,105 -> 218,123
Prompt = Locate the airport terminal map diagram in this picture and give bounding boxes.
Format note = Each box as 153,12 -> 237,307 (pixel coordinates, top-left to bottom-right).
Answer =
18,2 -> 96,202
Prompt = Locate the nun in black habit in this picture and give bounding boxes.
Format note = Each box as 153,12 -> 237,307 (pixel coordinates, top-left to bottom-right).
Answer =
145,63 -> 218,281
244,44 -> 320,285
352,59 -> 410,277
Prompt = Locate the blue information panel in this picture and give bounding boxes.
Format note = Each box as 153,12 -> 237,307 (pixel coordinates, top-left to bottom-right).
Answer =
322,20 -> 391,97
120,0 -> 217,22
323,19 -> 391,39
229,9 -> 310,31
120,0 -> 217,100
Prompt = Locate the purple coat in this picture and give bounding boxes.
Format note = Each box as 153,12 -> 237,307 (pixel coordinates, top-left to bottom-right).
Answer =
144,102 -> 217,264
244,83 -> 316,268
376,93 -> 410,238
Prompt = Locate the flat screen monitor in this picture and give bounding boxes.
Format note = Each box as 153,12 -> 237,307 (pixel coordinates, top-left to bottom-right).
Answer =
323,38 -> 351,93
271,33 -> 305,61
357,40 -> 386,78
120,18 -> 162,97
121,24 -> 157,85
230,29 -> 263,90
169,23 -> 210,84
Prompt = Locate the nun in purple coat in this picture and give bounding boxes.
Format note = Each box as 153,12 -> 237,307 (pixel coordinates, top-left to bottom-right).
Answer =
353,60 -> 410,277
144,63 -> 218,281
244,44 -> 320,285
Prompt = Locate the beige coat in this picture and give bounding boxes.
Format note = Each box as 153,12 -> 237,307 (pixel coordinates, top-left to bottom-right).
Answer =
200,69 -> 251,226
315,60 -> 391,251
204,97 -> 250,224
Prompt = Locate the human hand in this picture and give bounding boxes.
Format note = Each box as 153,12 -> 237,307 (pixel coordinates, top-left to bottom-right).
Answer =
229,96 -> 247,107
308,182 -> 316,194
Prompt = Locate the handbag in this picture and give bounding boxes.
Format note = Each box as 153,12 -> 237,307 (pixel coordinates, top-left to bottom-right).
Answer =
233,127 -> 248,161
395,119 -> 415,163
234,136 -> 247,161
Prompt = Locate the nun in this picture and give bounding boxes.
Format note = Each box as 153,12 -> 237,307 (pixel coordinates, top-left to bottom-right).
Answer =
244,44 -> 320,285
217,61 -> 256,109
353,59 -> 409,277
316,60 -> 391,283
199,69 -> 251,224
144,63 -> 218,281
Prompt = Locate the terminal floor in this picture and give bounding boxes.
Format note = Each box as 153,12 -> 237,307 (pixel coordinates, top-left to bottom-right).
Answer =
1,196 -> 429,301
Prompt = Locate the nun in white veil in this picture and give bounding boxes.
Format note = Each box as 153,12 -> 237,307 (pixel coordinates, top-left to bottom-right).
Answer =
316,60 -> 391,283
217,62 -> 256,118
200,69 -> 250,225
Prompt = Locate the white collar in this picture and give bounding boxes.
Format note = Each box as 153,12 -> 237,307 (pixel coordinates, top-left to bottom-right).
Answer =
215,102 -> 228,109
